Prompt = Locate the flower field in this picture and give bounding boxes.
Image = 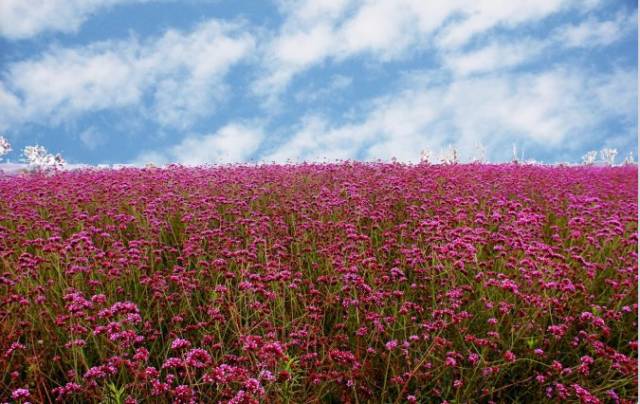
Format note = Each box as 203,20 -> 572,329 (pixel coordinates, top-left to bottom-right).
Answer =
0,163 -> 637,403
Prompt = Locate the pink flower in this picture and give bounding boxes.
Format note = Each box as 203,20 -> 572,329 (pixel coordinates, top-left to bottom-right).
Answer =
12,388 -> 31,400
151,380 -> 170,396
185,348 -> 211,369
579,312 -> 594,321
547,324 -> 567,338
580,355 -> 594,365
572,384 -> 599,404
91,294 -> 107,304
607,389 -> 620,402
173,385 -> 193,400
161,357 -> 183,369
4,342 -> 26,357
144,367 -> 159,379
84,366 -> 108,380
503,351 -> 516,362
133,347 -> 149,362
244,378 -> 265,396
170,338 -> 191,350
259,370 -> 275,382
51,382 -> 81,398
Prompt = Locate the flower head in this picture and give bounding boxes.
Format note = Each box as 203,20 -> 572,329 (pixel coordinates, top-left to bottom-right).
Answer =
12,388 -> 31,400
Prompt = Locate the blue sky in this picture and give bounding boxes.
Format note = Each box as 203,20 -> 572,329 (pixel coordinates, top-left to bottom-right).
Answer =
0,0 -> 637,165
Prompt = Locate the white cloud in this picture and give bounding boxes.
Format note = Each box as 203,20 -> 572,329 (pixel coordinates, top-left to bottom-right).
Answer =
255,0 -> 594,97
554,11 -> 636,48
2,0 -> 633,166
276,0 -> 352,23
261,67 -> 636,163
444,39 -> 547,76
261,116 -> 370,163
294,74 -> 352,103
338,1 -> 419,58
259,23 -> 335,92
586,68 -> 637,122
0,83 -> 21,132
135,123 -> 265,165
435,0 -> 572,49
79,127 -> 106,150
443,9 -> 636,77
0,20 -> 254,129
0,0 -> 151,40
255,1 -> 461,95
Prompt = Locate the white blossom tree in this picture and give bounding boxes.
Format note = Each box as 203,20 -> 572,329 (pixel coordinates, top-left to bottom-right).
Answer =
23,145 -> 66,171
599,148 -> 617,166
0,136 -> 11,161
419,148 -> 432,164
439,144 -> 458,164
581,150 -> 597,165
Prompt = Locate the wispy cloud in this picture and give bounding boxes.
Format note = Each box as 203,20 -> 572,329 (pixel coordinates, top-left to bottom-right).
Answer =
554,11 -> 637,48
444,38 -> 547,76
434,0 -> 575,49
0,0 -> 152,40
0,20 -> 254,130
78,126 -> 106,150
0,83 -> 21,132
443,9 -> 636,77
294,74 -> 353,104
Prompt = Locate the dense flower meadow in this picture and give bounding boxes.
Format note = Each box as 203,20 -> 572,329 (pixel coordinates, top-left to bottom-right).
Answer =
0,163 -> 637,403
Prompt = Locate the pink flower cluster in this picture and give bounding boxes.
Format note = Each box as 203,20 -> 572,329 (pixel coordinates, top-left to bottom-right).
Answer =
0,163 -> 636,402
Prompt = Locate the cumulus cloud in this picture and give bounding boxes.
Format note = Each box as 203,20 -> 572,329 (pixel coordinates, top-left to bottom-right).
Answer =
135,123 -> 265,165
254,0 -> 595,96
255,0 -> 459,95
0,0 -> 153,40
260,67 -> 636,163
0,20 -> 254,130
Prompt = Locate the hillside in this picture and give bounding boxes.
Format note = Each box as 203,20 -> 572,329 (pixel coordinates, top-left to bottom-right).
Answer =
0,163 -> 637,402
